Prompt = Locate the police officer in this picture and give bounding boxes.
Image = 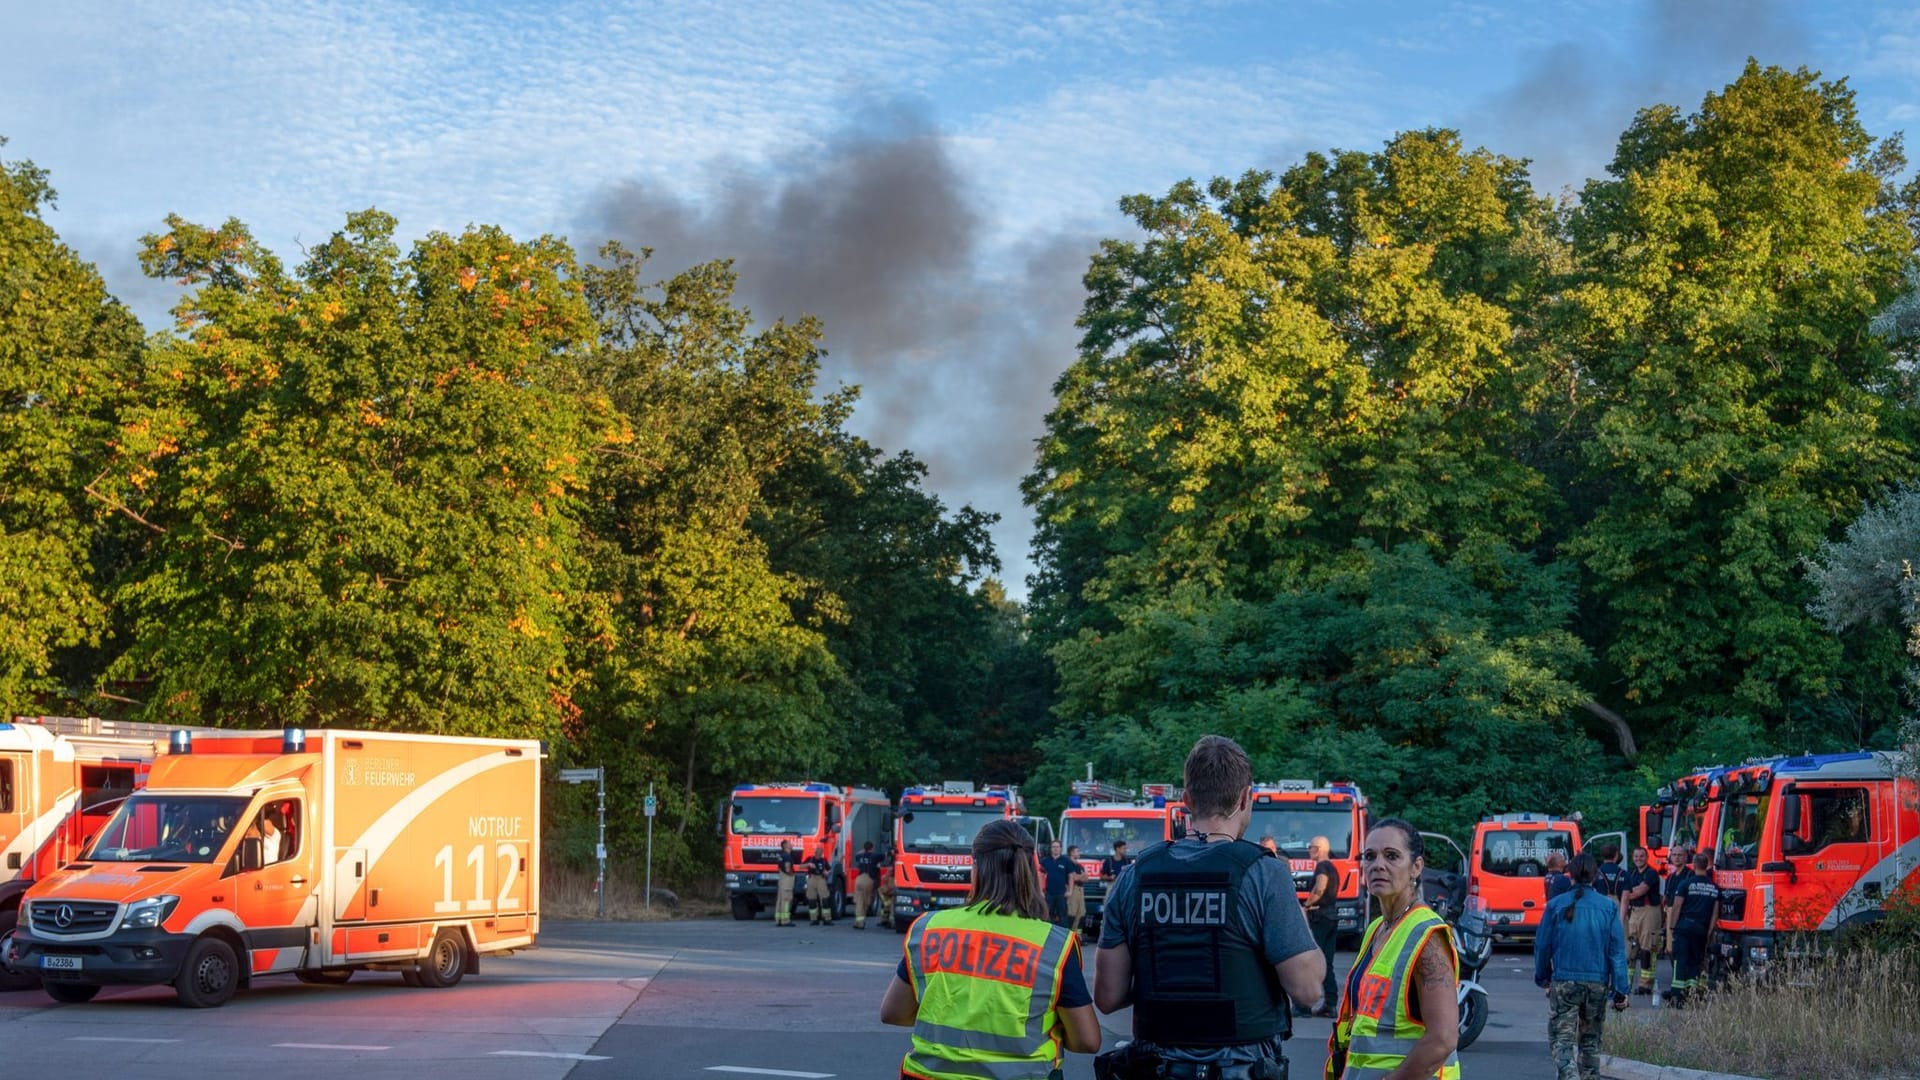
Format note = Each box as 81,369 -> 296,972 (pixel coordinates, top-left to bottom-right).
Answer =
774,839 -> 797,927
854,841 -> 884,930
804,846 -> 836,926
1095,735 -> 1325,1079
1663,851 -> 1720,1008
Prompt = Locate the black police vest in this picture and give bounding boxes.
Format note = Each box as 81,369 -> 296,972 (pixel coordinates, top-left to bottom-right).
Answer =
1127,838 -> 1289,1046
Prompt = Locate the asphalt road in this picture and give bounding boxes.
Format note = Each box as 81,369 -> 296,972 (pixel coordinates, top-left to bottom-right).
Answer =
0,918 -> 1570,1079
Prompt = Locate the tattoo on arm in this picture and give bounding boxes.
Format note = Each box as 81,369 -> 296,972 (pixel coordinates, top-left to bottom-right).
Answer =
1417,941 -> 1453,996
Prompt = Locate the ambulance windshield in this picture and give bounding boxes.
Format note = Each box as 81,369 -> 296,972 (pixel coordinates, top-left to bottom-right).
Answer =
1248,804 -> 1355,859
730,796 -> 823,836
87,794 -> 252,863
1061,815 -> 1163,857
902,808 -> 1002,854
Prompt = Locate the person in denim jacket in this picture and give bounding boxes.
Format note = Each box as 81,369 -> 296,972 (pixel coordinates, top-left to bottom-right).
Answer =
1535,854 -> 1630,1080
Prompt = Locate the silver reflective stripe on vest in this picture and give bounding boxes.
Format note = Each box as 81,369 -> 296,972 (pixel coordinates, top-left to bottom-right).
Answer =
1342,914 -> 1460,1079
906,911 -> 1076,1075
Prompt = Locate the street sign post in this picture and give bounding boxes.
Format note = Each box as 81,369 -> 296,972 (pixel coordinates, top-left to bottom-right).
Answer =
644,784 -> 656,911
559,766 -> 607,918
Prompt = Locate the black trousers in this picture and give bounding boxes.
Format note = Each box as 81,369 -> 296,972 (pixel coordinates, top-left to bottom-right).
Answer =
1047,892 -> 1067,926
1311,920 -> 1339,1007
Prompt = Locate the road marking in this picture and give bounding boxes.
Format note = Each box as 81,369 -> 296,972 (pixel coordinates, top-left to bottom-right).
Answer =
705,1069 -> 836,1078
274,1043 -> 393,1051
491,1051 -> 613,1061
68,1037 -> 183,1044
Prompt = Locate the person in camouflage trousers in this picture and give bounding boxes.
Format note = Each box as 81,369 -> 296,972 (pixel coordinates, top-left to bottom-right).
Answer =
1536,854 -> 1630,1080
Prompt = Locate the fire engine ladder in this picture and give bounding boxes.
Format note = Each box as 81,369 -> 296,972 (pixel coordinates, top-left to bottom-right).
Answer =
1071,780 -> 1136,803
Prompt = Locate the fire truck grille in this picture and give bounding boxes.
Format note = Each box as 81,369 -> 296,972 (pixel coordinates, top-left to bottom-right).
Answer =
924,868 -> 971,885
29,900 -> 118,936
739,851 -> 787,867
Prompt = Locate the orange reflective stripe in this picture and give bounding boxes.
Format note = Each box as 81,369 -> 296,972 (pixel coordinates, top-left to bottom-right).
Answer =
1355,973 -> 1391,1020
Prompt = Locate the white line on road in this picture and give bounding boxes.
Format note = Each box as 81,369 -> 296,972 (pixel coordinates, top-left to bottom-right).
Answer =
68,1037 -> 183,1044
273,1043 -> 393,1051
705,1069 -> 836,1078
491,1051 -> 613,1061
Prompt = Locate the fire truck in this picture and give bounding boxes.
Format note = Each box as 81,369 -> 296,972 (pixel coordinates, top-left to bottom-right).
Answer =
1707,750 -> 1917,976
891,781 -> 1033,930
1466,812 -> 1623,940
8,727 -> 541,1007
1057,780 -> 1183,934
1,717 -> 181,990
1643,763 -> 1744,871
1248,780 -> 1371,941
719,781 -> 891,921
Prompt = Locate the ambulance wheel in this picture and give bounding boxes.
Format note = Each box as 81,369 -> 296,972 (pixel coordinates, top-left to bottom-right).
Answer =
44,980 -> 100,1004
418,930 -> 469,988
175,937 -> 239,1008
0,912 -> 39,991
296,968 -> 354,985
730,896 -> 757,921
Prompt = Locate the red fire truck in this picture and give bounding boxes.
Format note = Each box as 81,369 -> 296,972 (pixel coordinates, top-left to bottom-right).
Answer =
719,781 -> 891,921
1248,780 -> 1371,942
891,782 -> 1032,930
1708,751 -> 1917,975
1057,780 -> 1183,934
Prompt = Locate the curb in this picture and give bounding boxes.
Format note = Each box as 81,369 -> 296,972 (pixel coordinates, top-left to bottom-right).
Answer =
1601,1054 -> 1769,1080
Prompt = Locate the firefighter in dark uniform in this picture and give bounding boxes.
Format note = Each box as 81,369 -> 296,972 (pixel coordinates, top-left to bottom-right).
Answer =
804,846 -> 836,926
1093,735 -> 1325,1079
853,841 -> 883,929
1663,850 -> 1720,1008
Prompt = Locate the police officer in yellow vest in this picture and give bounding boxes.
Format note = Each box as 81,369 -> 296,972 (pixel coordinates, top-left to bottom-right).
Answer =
1094,735 -> 1327,1079
881,818 -> 1101,1080
1328,819 -> 1461,1080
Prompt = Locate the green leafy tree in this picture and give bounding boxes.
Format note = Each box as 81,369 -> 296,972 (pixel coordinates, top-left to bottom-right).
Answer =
1563,63 -> 1919,730
0,142 -> 143,713
94,210 -> 608,736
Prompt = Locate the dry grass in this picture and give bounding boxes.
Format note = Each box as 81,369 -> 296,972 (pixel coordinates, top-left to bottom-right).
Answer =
540,862 -> 729,921
1603,949 -> 1920,1080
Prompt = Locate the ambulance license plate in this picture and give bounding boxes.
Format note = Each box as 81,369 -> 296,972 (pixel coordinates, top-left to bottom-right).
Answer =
41,956 -> 82,971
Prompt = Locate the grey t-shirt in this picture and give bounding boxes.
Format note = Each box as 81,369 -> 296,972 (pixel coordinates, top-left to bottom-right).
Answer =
1098,837 -> 1317,965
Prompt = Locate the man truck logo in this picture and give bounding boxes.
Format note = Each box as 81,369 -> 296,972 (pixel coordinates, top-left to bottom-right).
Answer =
53,904 -> 74,929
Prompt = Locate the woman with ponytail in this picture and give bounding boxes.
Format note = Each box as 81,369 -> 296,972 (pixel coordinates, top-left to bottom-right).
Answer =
1535,853 -> 1631,1080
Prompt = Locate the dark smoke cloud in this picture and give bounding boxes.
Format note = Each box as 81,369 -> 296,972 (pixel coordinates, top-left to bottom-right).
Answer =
586,100 -> 1097,587
1463,0 -> 1814,194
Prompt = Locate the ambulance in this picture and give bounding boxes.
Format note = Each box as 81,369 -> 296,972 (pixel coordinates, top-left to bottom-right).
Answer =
1466,812 -> 1622,939
1,717 -> 176,989
1249,780 -> 1371,942
719,781 -> 891,921
8,727 -> 540,1007
1707,751 -> 1917,976
891,781 -> 1028,930
1057,780 -> 1183,934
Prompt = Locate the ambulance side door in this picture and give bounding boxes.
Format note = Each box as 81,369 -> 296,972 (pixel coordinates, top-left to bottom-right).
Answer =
232,797 -> 317,974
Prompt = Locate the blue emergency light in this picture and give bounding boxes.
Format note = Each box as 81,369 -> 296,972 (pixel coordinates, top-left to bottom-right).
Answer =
282,727 -> 306,754
1068,795 -> 1083,808
169,730 -> 193,755
804,783 -> 833,792
1151,795 -> 1166,808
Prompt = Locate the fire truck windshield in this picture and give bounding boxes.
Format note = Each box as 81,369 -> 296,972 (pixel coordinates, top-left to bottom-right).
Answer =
1248,805 -> 1354,859
1672,803 -> 1708,854
1061,815 -> 1162,856
902,808 -> 1003,854
730,796 -> 822,836
1716,792 -> 1771,870
87,794 -> 252,863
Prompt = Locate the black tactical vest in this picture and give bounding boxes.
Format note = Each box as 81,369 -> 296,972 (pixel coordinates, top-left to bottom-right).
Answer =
1127,838 -> 1289,1046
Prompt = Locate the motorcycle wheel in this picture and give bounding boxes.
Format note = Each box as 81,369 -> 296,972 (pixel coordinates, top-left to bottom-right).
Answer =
1457,987 -> 1489,1051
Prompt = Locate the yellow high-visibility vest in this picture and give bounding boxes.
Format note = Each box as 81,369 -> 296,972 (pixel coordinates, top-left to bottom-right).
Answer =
1327,905 -> 1462,1080
902,903 -> 1078,1080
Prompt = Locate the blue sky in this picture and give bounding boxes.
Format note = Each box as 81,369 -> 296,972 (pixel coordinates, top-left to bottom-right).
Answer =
4,0 -> 1917,596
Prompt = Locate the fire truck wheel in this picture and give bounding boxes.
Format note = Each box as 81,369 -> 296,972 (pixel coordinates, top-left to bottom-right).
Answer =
730,896 -> 757,921
44,980 -> 100,1004
295,968 -> 355,985
174,937 -> 239,1008
418,930 -> 469,988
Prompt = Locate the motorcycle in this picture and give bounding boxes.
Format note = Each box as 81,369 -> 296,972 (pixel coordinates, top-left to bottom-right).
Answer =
1420,832 -> 1492,1051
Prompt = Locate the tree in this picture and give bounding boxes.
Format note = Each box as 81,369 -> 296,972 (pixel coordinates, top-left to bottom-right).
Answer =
0,142 -> 143,714
93,210 -> 609,736
1807,482 -> 1920,760
1563,63 -> 1919,732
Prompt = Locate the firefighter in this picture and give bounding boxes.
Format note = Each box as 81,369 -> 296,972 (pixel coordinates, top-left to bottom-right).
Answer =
804,846 -> 836,926
1094,735 -> 1324,1080
1663,850 -> 1720,1008
1593,843 -> 1626,904
853,841 -> 883,930
774,839 -> 797,927
1064,844 -> 1088,938
1326,819 -> 1460,1080
879,860 -> 898,930
1619,846 -> 1664,994
880,818 -> 1100,1078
